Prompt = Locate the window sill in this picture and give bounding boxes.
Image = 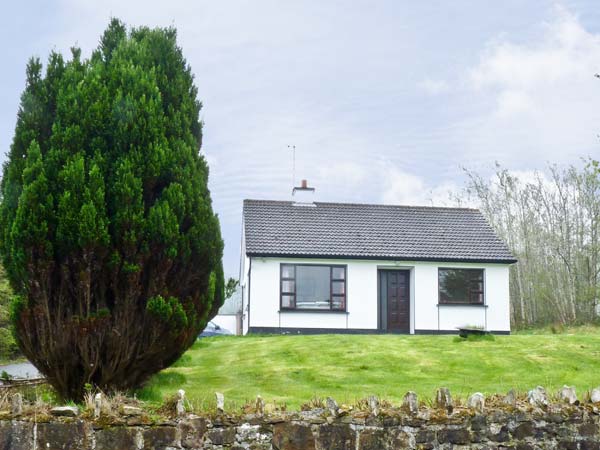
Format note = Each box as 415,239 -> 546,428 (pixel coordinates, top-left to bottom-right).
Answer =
278,309 -> 349,314
437,303 -> 488,308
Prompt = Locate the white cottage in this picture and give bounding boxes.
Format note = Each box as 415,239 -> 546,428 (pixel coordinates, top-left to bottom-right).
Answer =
239,182 -> 516,335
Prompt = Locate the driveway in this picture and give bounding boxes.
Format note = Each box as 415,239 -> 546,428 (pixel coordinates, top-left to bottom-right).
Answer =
0,361 -> 41,379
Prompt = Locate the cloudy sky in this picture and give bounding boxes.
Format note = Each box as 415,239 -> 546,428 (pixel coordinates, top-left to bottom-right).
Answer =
2,1 -> 600,276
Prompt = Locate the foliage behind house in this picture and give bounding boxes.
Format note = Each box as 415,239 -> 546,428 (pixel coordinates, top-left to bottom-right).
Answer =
0,265 -> 18,361
465,160 -> 600,328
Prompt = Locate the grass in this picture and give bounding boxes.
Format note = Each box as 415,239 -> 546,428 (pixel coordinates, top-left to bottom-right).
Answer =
137,331 -> 600,410
515,324 -> 600,335
0,356 -> 26,366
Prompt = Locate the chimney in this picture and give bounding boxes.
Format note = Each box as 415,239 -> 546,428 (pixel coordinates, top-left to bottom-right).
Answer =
292,179 -> 316,206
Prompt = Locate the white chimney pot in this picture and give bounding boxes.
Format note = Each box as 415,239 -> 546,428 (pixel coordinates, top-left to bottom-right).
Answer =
292,180 -> 315,205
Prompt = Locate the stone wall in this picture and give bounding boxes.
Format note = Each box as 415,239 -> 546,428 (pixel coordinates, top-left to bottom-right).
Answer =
2,389 -> 600,449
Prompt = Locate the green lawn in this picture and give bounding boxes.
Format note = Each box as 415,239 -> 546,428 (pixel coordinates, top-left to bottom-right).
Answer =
137,333 -> 600,410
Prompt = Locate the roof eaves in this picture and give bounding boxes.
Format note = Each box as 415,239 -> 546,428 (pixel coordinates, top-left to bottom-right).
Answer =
246,251 -> 518,265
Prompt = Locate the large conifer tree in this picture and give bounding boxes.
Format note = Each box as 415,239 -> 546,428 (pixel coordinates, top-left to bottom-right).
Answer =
0,19 -> 224,400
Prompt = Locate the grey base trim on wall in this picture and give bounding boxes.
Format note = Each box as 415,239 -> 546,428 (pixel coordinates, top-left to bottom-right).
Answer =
249,327 -> 401,335
414,329 -> 511,335
248,327 -> 511,335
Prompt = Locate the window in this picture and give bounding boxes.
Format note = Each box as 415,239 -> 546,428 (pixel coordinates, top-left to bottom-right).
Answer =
280,264 -> 346,311
438,268 -> 484,305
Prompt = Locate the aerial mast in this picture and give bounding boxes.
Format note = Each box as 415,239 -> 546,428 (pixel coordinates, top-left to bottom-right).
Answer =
288,144 -> 296,190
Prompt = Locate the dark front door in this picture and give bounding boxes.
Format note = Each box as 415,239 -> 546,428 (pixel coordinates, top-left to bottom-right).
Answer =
381,270 -> 410,332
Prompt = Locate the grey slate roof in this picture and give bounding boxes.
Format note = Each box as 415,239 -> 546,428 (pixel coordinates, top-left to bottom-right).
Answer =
243,200 -> 516,263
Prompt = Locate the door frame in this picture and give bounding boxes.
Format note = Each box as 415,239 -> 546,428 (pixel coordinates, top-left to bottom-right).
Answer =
377,268 -> 413,334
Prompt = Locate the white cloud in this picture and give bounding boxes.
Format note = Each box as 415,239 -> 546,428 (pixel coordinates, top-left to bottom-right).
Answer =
418,78 -> 450,95
460,6 -> 600,164
380,165 -> 461,207
470,7 -> 600,90
495,90 -> 535,118
317,162 -> 367,186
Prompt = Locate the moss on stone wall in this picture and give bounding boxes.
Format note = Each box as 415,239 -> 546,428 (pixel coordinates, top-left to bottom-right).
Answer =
2,392 -> 600,449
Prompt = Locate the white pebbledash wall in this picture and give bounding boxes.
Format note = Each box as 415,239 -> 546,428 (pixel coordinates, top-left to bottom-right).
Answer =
240,256 -> 511,334
212,314 -> 239,335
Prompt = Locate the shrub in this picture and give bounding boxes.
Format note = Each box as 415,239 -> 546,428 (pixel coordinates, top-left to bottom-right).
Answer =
0,19 -> 224,400
0,265 -> 18,361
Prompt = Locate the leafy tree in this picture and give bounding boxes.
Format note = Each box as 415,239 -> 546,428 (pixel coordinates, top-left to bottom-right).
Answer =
0,19 -> 224,400
464,158 -> 600,328
225,277 -> 239,300
0,265 -> 18,361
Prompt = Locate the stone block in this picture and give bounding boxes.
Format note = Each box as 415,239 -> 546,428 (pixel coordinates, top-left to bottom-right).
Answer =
237,423 -> 260,442
368,395 -> 379,416
0,421 -> 33,450
120,405 -> 143,416
504,389 -> 517,406
364,415 -> 383,427
95,427 -> 139,450
581,441 -> 600,450
467,392 -> 485,413
314,424 -> 355,450
415,444 -> 434,450
256,395 -> 265,416
326,397 -> 339,417
555,424 -> 573,439
249,444 -> 273,450
176,389 -> 186,417
470,414 -> 487,431
94,393 -> 102,419
470,430 -> 487,443
488,424 -> 509,442
579,422 -> 598,437
179,417 -> 208,448
436,387 -> 453,412
357,428 -> 388,450
402,391 -> 418,414
558,385 -> 578,405
415,429 -> 435,444
215,392 -> 225,413
527,386 -> 548,407
436,428 -> 470,445
515,444 -> 535,450
511,421 -> 534,439
50,406 -> 79,417
544,412 -> 565,423
37,422 -> 88,450
0,422 -> 11,450
11,394 -> 22,416
272,423 -> 315,450
382,416 -> 400,427
557,440 -> 578,450
392,429 -> 414,449
206,426 -> 236,445
142,426 -> 177,450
